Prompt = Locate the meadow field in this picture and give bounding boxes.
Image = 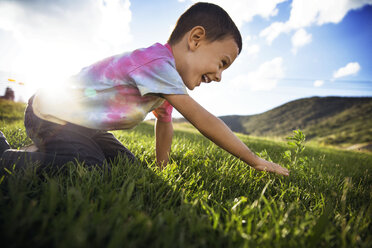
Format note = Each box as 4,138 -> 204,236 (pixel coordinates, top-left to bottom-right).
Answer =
0,104 -> 371,247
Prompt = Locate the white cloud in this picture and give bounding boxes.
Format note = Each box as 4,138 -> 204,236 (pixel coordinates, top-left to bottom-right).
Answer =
291,28 -> 312,54
246,44 -> 261,57
313,80 -> 324,87
260,0 -> 372,44
243,35 -> 260,57
231,57 -> 284,91
333,62 -> 361,79
187,0 -> 288,27
245,35 -> 253,43
259,21 -> 291,45
0,0 -> 132,89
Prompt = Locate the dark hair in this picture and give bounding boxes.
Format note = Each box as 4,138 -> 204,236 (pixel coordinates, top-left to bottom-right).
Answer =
168,2 -> 242,54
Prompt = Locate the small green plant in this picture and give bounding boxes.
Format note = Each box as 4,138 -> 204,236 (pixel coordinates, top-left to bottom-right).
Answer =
283,129 -> 307,166
256,149 -> 273,162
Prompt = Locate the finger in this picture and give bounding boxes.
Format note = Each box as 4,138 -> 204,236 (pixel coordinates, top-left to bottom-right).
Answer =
271,163 -> 289,176
277,166 -> 289,176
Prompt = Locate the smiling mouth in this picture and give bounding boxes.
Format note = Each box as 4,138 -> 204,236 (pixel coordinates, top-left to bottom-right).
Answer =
201,74 -> 211,83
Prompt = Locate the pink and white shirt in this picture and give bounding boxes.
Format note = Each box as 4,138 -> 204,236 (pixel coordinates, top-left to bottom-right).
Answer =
32,43 -> 187,130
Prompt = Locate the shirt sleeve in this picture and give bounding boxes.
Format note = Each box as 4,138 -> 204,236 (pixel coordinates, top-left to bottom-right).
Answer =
129,58 -> 188,96
152,100 -> 173,122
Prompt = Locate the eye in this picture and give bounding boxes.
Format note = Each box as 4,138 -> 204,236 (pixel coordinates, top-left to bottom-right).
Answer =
220,60 -> 227,68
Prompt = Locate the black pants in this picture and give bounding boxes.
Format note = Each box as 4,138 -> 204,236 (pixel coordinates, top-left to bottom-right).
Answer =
2,96 -> 136,170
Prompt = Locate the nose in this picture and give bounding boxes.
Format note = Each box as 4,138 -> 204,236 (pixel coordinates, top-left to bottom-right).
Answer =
214,70 -> 222,82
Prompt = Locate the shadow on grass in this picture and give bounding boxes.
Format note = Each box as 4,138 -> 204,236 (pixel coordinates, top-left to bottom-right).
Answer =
0,155 -> 238,248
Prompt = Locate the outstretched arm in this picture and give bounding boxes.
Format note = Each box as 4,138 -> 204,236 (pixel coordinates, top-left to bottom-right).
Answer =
164,94 -> 289,176
155,119 -> 173,168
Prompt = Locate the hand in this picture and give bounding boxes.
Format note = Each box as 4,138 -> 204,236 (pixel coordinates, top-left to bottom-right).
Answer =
252,158 -> 289,176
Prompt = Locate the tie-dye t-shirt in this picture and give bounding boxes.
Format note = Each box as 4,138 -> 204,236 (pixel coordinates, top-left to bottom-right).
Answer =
32,43 -> 187,130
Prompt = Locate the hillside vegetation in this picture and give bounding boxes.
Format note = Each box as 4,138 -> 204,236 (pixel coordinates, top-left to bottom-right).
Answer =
219,97 -> 372,148
0,99 -> 26,123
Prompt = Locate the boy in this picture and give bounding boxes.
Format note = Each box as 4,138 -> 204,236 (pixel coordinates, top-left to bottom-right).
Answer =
0,2 -> 289,176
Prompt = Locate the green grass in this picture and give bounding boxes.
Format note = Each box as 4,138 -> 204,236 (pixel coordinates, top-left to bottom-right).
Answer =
0,99 -> 26,123
1,119 -> 371,248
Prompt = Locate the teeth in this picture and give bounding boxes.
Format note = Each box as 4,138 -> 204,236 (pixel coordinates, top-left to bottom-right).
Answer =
203,75 -> 209,83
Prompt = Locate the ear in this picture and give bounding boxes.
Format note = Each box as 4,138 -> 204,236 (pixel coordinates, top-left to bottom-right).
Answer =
187,26 -> 206,51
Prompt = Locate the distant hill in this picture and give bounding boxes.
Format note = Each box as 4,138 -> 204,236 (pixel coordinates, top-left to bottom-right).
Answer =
219,96 -> 372,147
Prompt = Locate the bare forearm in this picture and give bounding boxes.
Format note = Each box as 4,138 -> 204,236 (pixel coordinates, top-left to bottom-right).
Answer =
164,94 -> 289,176
165,94 -> 257,164
155,120 -> 173,168
194,112 -> 259,165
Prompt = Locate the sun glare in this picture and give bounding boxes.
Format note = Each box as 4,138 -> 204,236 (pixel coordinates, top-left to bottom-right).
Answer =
10,37 -> 92,101
0,0 -> 133,102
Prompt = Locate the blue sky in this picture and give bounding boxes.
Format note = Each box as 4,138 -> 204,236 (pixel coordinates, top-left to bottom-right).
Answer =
0,0 -> 371,117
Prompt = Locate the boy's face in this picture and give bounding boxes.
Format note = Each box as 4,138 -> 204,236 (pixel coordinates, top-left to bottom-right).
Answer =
179,36 -> 239,90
